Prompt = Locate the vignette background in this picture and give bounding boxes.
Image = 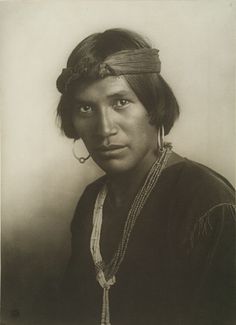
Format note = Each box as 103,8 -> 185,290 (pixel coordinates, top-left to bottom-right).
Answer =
1,1 -> 235,324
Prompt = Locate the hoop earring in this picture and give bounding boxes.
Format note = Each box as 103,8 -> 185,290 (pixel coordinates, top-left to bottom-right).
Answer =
157,125 -> 165,152
72,140 -> 90,164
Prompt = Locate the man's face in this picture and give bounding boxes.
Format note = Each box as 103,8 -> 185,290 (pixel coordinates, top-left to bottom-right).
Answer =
72,76 -> 158,174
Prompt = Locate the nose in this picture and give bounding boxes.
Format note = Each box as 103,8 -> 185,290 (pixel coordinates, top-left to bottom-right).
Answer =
95,107 -> 118,138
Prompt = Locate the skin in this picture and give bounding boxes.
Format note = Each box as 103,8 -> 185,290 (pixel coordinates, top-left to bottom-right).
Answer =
71,76 -> 161,206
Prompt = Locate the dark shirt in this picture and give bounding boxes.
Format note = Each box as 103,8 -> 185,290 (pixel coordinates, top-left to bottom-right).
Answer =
61,159 -> 236,325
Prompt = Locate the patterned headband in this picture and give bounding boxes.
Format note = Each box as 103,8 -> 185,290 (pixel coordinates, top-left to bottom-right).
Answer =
56,48 -> 161,94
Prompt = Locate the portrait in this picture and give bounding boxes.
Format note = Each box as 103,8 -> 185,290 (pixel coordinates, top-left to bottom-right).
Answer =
1,1 -> 235,325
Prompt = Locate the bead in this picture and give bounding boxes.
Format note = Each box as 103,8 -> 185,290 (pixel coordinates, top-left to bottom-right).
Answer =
90,143 -> 172,325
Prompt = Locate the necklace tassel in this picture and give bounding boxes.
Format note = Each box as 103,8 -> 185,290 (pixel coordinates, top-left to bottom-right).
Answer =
101,287 -> 111,325
91,143 -> 172,325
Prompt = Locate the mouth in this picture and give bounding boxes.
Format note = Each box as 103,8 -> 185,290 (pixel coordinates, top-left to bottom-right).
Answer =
95,144 -> 127,157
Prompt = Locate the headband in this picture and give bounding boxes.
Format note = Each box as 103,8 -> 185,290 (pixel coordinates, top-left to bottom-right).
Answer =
56,48 -> 161,94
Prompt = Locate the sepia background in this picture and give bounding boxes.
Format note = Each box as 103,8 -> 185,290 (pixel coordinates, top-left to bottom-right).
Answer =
1,1 -> 235,324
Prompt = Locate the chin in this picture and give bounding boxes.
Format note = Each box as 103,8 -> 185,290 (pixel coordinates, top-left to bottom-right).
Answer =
94,157 -> 134,175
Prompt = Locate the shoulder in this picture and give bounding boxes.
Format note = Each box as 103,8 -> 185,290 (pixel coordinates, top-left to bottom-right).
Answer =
160,158 -> 235,244
77,175 -> 106,204
81,175 -> 106,198
162,158 -> 235,206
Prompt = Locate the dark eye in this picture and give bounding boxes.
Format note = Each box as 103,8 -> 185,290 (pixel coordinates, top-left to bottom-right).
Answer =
113,99 -> 130,109
75,105 -> 93,115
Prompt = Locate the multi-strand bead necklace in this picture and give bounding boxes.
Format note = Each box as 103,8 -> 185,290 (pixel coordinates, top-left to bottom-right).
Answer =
90,143 -> 172,325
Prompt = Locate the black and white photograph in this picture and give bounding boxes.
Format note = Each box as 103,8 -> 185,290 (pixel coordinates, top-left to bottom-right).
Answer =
1,1 -> 235,324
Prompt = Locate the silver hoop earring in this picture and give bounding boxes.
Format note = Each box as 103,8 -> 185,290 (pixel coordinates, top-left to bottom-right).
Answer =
72,140 -> 90,164
157,125 -> 165,152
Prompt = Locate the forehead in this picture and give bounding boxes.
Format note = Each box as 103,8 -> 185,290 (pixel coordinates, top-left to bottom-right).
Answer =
73,76 -> 137,102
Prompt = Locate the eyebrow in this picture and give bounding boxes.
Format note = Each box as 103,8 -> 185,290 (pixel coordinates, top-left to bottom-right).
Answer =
73,99 -> 94,106
106,90 -> 133,99
74,90 -> 134,104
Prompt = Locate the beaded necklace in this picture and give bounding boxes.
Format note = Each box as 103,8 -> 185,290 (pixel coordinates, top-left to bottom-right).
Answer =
90,143 -> 172,325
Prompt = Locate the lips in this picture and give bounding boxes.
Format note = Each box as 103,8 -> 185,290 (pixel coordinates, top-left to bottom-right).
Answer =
95,144 -> 127,157
97,144 -> 126,152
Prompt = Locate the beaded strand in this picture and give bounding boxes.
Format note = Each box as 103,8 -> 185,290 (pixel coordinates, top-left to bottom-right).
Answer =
107,144 -> 172,277
90,143 -> 172,325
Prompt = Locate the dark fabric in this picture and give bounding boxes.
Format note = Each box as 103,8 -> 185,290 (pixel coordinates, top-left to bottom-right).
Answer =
60,159 -> 236,325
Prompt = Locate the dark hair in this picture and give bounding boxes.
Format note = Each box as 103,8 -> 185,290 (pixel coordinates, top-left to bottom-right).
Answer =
56,28 -> 180,139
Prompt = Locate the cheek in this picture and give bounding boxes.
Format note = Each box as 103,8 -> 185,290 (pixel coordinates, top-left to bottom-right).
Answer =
134,119 -> 157,149
72,116 -> 90,139
73,124 -> 98,150
72,114 -> 80,132
124,125 -> 156,158
126,112 -> 156,139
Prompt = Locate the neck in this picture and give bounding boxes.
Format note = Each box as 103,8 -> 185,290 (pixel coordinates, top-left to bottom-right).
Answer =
106,152 -> 158,209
